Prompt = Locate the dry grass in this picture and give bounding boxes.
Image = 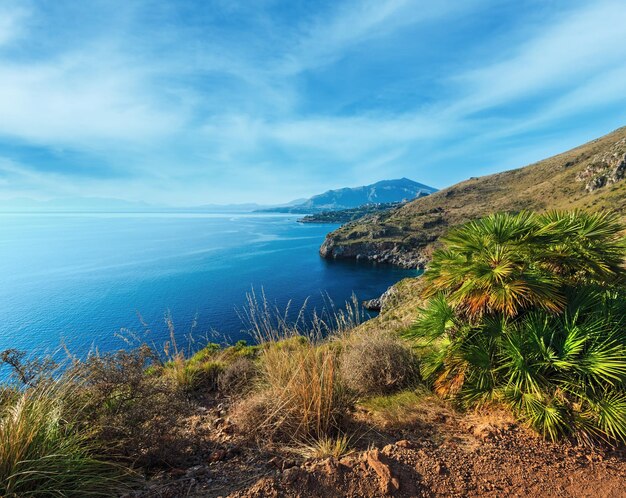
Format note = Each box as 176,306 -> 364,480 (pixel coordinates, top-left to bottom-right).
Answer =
235,338 -> 351,442
233,291 -> 360,444
341,333 -> 419,396
297,433 -> 353,459
218,357 -> 258,395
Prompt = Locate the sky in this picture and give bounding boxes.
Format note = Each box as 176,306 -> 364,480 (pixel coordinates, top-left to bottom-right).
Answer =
0,0 -> 626,206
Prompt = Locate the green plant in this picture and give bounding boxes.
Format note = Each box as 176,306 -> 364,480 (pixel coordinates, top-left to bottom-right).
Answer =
0,381 -> 135,497
359,389 -> 429,428
164,354 -> 224,392
409,210 -> 626,445
424,210 -> 624,318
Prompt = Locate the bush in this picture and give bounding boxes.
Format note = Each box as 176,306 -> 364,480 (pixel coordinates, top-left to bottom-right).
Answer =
218,357 -> 258,395
73,346 -> 195,468
164,355 -> 224,393
0,381 -> 135,497
409,210 -> 626,445
341,334 -> 419,396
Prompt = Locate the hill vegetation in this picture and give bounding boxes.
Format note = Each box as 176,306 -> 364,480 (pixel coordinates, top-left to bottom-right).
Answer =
320,127 -> 626,267
1,131 -> 626,496
1,208 -> 625,496
298,202 -> 406,224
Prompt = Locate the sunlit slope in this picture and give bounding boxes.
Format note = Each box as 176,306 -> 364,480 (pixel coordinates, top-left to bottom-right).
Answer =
321,126 -> 626,267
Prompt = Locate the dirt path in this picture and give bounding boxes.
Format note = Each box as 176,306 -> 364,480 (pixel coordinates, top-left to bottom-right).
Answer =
137,400 -> 626,498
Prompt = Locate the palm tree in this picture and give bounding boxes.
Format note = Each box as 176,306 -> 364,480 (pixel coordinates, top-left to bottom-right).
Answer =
423,210 -> 624,318
409,210 -> 626,444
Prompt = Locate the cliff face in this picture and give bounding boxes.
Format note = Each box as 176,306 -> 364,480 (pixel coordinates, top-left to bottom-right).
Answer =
320,127 -> 626,268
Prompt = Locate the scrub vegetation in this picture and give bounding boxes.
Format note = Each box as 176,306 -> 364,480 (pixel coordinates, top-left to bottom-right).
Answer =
0,208 -> 624,496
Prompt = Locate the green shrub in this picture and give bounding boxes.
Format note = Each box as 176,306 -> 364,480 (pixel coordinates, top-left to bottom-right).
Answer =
188,343 -> 221,364
164,355 -> 224,392
220,340 -> 261,362
409,210 -> 626,445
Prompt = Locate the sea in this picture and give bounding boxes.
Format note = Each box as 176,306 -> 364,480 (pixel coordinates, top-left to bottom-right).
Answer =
0,212 -> 418,360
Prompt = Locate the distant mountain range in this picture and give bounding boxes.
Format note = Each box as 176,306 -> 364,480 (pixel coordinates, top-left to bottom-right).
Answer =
0,179 -> 436,214
257,178 -> 437,213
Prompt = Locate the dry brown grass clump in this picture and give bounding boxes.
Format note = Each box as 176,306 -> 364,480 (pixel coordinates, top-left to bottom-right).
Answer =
218,357 -> 258,395
234,337 -> 351,442
341,333 -> 419,396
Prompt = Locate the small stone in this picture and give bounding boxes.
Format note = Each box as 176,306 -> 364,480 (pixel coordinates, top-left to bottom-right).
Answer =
225,446 -> 241,459
282,466 -> 302,484
186,465 -> 209,477
209,449 -> 227,463
395,439 -> 414,449
324,457 -> 339,475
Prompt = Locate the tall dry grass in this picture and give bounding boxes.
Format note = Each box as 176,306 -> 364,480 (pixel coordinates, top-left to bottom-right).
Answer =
234,290 -> 361,442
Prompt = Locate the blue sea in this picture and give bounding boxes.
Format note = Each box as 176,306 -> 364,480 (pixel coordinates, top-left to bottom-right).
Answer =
0,213 -> 417,358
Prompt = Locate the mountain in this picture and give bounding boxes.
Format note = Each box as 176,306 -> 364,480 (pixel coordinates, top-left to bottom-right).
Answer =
320,126 -> 626,268
259,178 -> 437,213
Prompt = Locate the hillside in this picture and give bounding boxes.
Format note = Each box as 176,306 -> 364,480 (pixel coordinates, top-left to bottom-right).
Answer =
259,178 -> 436,213
320,127 -> 626,268
298,202 -> 406,224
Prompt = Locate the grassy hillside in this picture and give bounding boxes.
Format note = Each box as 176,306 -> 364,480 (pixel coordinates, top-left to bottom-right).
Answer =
320,126 -> 626,267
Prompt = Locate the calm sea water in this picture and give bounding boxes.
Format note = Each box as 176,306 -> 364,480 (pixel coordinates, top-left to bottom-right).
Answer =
0,213 -> 417,358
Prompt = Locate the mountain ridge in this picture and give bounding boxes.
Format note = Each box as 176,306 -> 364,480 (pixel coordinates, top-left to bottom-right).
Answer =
320,126 -> 626,268
258,178 -> 437,214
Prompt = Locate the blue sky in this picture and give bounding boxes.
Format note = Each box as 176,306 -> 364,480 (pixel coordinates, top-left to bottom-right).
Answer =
0,0 -> 625,206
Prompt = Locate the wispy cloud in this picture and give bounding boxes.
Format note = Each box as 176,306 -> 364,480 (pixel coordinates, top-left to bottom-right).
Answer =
0,0 -> 625,205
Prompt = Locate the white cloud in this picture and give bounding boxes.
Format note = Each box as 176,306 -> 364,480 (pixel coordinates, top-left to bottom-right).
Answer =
279,0 -> 476,75
0,50 -> 187,148
0,1 -> 29,47
450,0 -> 626,115
0,0 -> 626,205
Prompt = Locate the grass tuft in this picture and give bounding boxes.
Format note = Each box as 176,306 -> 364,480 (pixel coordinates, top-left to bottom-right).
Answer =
0,381 -> 136,497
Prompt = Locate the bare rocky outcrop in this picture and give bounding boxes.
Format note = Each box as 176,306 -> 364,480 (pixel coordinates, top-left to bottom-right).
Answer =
575,138 -> 626,192
362,284 -> 400,311
319,236 -> 428,269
